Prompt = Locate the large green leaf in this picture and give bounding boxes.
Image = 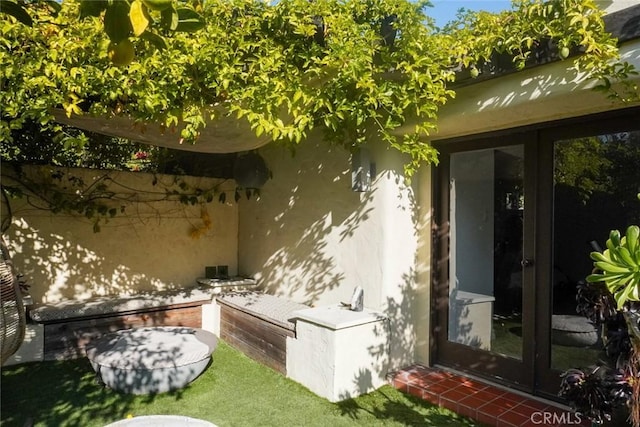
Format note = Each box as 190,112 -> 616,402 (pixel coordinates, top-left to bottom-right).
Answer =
1,0 -> 33,26
43,0 -> 62,16
130,0 -> 150,37
140,30 -> 168,50
160,5 -> 178,31
79,0 -> 107,19
175,7 -> 205,33
104,0 -> 132,43
626,225 -> 639,257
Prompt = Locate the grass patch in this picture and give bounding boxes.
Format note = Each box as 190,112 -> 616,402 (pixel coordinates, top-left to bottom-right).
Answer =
1,341 -> 481,427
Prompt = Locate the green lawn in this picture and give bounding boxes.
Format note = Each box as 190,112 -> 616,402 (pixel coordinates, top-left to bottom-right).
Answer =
1,341 -> 482,427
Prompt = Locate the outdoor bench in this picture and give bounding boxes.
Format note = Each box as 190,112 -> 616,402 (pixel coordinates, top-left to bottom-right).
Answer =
25,280 -> 306,372
30,279 -> 256,360
215,291 -> 310,374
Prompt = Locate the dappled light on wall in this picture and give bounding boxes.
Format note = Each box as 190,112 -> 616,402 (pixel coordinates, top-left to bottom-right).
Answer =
7,219 -> 168,302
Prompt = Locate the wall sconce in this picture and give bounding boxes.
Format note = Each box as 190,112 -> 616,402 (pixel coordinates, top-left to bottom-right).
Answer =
351,147 -> 375,192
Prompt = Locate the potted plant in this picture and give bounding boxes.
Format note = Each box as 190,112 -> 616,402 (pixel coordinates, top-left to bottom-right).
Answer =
560,194 -> 640,426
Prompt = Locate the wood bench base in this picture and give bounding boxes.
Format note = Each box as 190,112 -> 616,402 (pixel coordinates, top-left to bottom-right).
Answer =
42,301 -> 205,360
215,292 -> 309,375
219,302 -> 293,374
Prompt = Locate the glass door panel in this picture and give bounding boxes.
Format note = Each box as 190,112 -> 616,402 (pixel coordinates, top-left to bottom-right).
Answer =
448,145 -> 524,361
551,130 -> 640,372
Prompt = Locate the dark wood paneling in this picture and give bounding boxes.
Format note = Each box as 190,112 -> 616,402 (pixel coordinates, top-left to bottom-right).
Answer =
219,304 -> 293,375
43,304 -> 203,360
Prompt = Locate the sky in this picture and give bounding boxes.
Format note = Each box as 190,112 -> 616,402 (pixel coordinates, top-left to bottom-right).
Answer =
427,1 -> 512,27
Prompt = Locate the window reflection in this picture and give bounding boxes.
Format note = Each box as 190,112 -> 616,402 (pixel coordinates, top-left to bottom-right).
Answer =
551,130 -> 640,371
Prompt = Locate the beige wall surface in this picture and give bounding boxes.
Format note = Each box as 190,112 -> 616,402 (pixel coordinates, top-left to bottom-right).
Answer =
238,134 -> 433,370
2,166 -> 238,303
237,28 -> 640,371
430,40 -> 640,141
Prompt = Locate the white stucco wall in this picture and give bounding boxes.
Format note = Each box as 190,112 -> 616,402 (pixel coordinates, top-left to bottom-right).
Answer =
238,31 -> 640,373
604,1 -> 639,14
3,166 -> 238,303
238,133 -> 432,371
430,39 -> 640,141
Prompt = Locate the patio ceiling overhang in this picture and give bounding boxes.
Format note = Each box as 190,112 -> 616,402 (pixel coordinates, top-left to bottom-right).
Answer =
421,4 -> 640,142
390,37 -> 640,142
51,109 -> 271,154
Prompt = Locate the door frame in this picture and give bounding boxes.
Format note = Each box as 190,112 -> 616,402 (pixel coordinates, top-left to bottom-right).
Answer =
431,106 -> 640,399
432,131 -> 537,393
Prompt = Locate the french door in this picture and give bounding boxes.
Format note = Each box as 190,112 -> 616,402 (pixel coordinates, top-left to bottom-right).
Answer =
433,107 -> 640,399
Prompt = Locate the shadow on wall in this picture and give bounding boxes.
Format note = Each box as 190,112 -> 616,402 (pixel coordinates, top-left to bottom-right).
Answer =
243,141 -> 377,306
435,45 -> 640,140
258,214 -> 348,304
8,220 -> 168,302
240,136 -> 431,386
332,269 -> 421,402
2,168 -> 238,303
370,268 -> 421,377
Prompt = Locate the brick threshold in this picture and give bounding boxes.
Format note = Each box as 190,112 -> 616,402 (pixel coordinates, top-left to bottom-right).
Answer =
388,365 -> 590,427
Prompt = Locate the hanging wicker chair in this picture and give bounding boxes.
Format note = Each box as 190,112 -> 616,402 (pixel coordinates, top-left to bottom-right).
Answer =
1,236 -> 25,365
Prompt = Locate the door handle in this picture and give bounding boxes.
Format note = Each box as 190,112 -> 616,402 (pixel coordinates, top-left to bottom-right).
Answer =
521,258 -> 534,267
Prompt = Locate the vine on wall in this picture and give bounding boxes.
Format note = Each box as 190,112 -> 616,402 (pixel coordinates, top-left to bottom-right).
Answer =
0,164 -> 258,236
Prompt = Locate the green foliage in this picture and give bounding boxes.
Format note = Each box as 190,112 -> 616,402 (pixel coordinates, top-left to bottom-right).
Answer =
554,132 -> 640,216
554,136 -> 611,202
1,0 -> 204,63
0,0 -> 637,178
587,222 -> 640,309
0,119 -> 158,170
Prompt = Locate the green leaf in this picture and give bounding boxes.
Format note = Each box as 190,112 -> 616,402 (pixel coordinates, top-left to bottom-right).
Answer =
130,0 -> 150,37
590,251 -> 610,263
142,0 -> 172,11
1,0 -> 33,26
44,0 -> 62,16
626,225 -> 639,255
615,279 -> 640,309
609,229 -> 621,247
586,273 -> 607,283
104,0 -> 132,43
79,0 -> 107,18
140,31 -> 168,51
175,7 -> 205,33
160,5 -> 179,31
595,261 -> 630,274
618,246 -> 636,267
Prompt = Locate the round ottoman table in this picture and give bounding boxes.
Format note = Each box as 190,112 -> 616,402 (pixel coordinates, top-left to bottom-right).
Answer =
86,326 -> 217,395
551,315 -> 600,347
